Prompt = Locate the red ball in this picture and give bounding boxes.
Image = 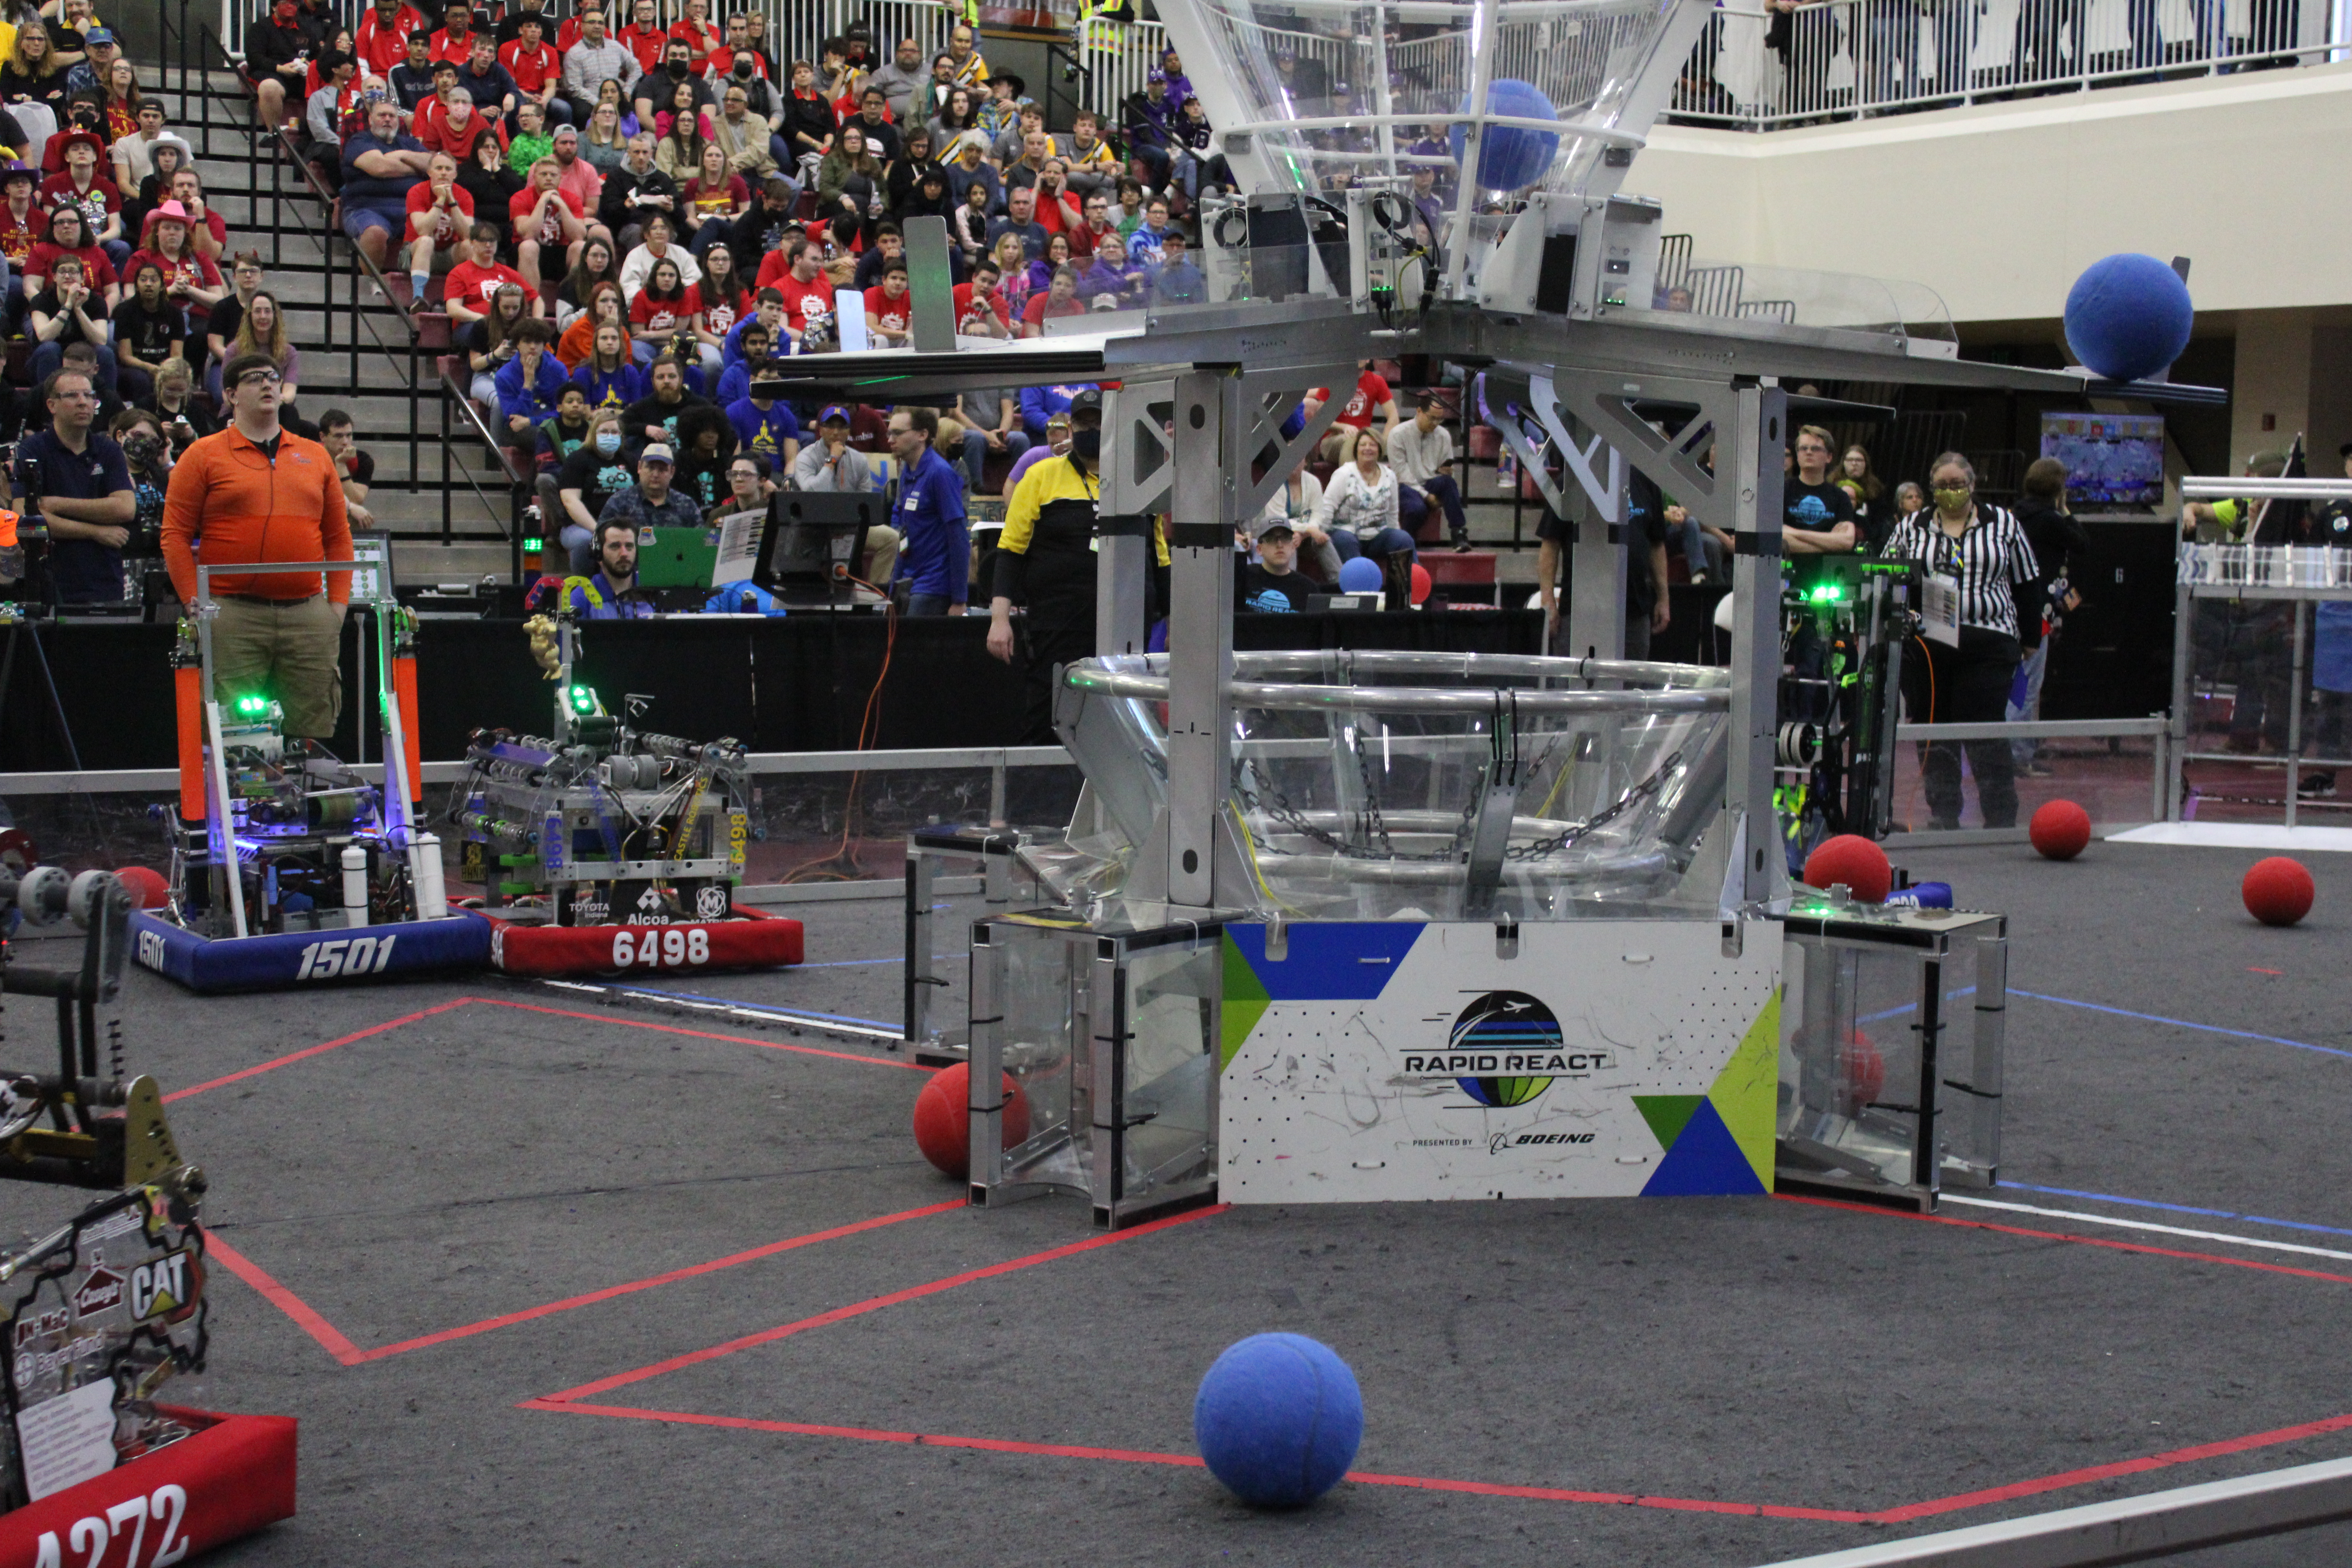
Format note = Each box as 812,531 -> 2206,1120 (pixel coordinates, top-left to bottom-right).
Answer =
1408,564 -> 1432,606
1802,834 -> 1891,903
114,866 -> 169,909
2030,800 -> 2092,861
1836,1029 -> 1885,1114
2242,857 -> 2315,927
911,1061 -> 1031,1180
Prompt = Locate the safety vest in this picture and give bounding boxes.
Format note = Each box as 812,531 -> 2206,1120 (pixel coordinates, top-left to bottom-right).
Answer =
1074,0 -> 1128,51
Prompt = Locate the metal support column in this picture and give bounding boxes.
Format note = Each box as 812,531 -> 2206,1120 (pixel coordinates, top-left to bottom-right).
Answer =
1161,370 -> 1243,911
1726,381 -> 1787,910
2167,573 -> 2193,822
1564,424 -> 1628,661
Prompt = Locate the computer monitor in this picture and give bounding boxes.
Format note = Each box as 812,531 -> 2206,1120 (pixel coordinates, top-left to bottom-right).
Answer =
758,492 -> 878,604
2040,413 -> 2166,509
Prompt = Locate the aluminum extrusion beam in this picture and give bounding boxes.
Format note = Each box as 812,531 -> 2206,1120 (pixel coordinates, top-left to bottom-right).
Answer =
1752,1452 -> 2352,1567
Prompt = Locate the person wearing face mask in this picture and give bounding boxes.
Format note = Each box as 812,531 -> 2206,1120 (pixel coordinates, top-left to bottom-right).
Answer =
553,407 -> 631,570
113,407 -> 172,597
986,388 -> 1119,743
1879,450 -> 2041,831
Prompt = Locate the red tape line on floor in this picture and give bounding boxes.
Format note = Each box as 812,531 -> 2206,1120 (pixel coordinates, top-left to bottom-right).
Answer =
534,1203 -> 1230,1406
165,998 -> 483,1102
210,1202 -> 961,1366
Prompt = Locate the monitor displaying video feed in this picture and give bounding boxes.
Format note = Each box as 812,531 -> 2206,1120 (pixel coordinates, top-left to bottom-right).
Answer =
2040,413 -> 2166,508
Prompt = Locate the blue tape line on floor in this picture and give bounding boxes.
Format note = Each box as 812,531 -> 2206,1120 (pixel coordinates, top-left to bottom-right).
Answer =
1998,1181 -> 2352,1240
2010,989 -> 2352,1060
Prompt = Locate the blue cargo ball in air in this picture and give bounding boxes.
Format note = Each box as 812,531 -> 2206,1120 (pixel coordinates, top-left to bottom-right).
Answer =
1450,78 -> 1561,191
2063,254 -> 2192,385
1194,1333 -> 1364,1506
1337,556 -> 1385,593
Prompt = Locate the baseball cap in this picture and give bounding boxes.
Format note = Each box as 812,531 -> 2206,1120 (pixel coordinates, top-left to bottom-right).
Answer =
640,442 -> 675,464
1250,514 -> 1296,541
552,123 -> 578,140
86,26 -> 114,44
818,405 -> 851,425
1069,389 -> 1103,416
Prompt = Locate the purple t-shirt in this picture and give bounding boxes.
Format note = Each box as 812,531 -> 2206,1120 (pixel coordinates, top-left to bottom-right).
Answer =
1005,441 -> 1060,491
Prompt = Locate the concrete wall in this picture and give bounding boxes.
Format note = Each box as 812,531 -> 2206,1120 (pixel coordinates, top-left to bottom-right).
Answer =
1634,62 -> 2352,326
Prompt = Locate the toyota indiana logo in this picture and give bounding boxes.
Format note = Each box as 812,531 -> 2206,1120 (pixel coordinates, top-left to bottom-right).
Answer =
1398,991 -> 1611,1108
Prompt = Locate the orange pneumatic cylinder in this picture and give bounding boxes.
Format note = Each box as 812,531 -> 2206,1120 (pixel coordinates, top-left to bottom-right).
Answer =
392,651 -> 423,809
174,662 -> 205,821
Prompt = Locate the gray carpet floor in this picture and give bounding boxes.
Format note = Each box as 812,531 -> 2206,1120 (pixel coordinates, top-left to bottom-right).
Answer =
7,839 -> 2349,1566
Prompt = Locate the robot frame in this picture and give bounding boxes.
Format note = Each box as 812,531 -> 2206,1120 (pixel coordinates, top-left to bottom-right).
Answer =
134,557 -> 492,993
450,612 -> 804,978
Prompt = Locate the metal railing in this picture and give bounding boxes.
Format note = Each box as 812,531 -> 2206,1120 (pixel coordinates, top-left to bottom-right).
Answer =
437,360 -> 532,581
1669,0 -> 2337,130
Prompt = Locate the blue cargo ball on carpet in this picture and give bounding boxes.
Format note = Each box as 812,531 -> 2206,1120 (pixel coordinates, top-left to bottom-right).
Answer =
1450,78 -> 1560,191
2063,254 -> 2192,384
1193,1332 -> 1364,1507
1337,556 -> 1385,593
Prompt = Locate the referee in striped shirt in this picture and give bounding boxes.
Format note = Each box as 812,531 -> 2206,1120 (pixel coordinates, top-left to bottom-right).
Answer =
1880,451 -> 2040,830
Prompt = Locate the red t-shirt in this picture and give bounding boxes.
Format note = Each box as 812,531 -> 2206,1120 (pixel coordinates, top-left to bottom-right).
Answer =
629,289 -> 693,334
38,173 -> 120,231
419,105 -> 499,164
681,172 -> 748,221
773,271 -> 834,334
753,248 -> 798,292
1021,293 -> 1084,330
403,180 -> 476,242
866,284 -> 912,336
508,184 -> 584,245
24,241 -> 118,293
354,4 -> 426,75
617,23 -> 668,72
0,204 -> 38,265
498,39 -> 559,93
693,282 -> 748,334
444,258 -> 536,309
951,281 -> 1008,335
669,18 -> 724,65
1067,218 -> 1117,261
124,248 -> 222,298
428,27 -> 482,63
1314,371 -> 1393,430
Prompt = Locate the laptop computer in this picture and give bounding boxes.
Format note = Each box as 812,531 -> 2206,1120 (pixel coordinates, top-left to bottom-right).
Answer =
633,525 -> 721,590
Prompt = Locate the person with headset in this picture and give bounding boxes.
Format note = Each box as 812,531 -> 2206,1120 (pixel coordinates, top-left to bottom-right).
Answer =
160,350 -> 354,740
986,388 -> 1113,744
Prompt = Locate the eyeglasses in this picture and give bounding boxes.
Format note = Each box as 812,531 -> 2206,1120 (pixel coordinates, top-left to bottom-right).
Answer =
237,370 -> 283,387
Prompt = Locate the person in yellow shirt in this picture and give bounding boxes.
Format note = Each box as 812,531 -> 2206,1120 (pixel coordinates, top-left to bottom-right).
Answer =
986,388 -> 1107,743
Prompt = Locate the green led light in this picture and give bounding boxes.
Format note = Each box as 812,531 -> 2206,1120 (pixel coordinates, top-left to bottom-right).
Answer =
522,536 -> 545,555
1807,584 -> 1845,604
233,695 -> 269,716
567,684 -> 598,715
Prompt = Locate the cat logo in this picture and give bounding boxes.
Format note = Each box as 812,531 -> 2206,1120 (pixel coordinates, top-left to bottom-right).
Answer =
128,1250 -> 194,1321
73,1265 -> 125,1318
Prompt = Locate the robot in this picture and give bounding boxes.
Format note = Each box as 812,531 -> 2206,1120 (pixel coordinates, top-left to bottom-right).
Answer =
451,615 -> 802,977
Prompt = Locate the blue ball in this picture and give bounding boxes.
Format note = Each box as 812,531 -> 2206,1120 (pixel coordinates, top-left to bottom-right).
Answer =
1193,1333 -> 1364,1507
2063,254 -> 2192,384
1337,556 -> 1385,593
1450,79 -> 1561,192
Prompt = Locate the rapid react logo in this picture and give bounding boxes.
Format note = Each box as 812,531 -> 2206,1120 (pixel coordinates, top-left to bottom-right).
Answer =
1400,991 -> 1608,1108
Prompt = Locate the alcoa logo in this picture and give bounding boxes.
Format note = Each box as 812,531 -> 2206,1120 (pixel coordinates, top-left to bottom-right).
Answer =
1399,990 -> 1608,1108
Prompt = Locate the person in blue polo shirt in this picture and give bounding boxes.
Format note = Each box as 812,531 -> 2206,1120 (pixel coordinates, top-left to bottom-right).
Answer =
887,406 -> 967,616
726,370 -> 802,471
